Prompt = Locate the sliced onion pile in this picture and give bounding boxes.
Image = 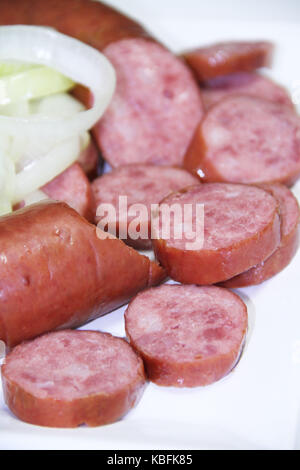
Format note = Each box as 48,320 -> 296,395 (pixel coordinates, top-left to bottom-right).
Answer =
0,25 -> 116,214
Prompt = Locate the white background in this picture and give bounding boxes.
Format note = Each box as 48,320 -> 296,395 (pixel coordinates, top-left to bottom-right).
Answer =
0,0 -> 300,450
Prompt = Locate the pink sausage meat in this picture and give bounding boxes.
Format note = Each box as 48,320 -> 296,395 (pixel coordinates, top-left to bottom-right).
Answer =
2,330 -> 146,427
152,183 -> 281,285
184,95 -> 300,186
92,164 -> 199,249
201,72 -> 294,110
96,39 -> 204,167
221,183 -> 300,287
125,284 -> 248,387
43,163 -> 95,221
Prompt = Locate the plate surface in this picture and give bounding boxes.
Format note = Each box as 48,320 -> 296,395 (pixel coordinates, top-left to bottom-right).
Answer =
1,0 -> 300,451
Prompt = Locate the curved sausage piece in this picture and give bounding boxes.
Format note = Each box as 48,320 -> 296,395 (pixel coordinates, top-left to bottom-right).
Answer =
0,201 -> 162,348
92,164 -> 199,250
97,39 -> 204,167
1,330 -> 146,427
201,72 -> 294,110
43,163 -> 95,221
184,95 -> 300,186
152,183 -> 281,285
221,184 -> 300,287
0,0 -> 204,167
0,0 -> 150,48
182,41 -> 273,82
125,284 -> 248,387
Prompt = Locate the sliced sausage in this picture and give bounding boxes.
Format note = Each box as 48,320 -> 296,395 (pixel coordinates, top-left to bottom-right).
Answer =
125,284 -> 248,387
43,163 -> 95,221
152,183 -> 281,285
97,39 -> 204,166
77,137 -> 99,178
0,0 -> 204,167
184,95 -> 300,186
92,164 -> 199,249
1,330 -> 145,427
0,201 -> 163,348
201,72 -> 294,110
182,41 -> 273,82
221,184 -> 300,287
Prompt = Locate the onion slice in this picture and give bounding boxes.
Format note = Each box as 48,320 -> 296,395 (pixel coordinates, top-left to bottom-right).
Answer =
0,26 -> 116,140
13,137 -> 80,203
23,189 -> 49,207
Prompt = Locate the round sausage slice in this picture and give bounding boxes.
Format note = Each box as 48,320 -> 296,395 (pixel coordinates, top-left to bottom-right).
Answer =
43,163 -> 95,221
221,184 -> 300,287
1,330 -> 146,427
182,41 -> 273,82
201,72 -> 294,110
184,95 -> 300,186
92,164 -> 199,249
152,183 -> 281,285
125,284 -> 248,387
96,38 -> 204,167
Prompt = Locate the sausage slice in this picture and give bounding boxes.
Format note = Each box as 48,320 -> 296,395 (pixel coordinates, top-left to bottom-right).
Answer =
77,137 -> 99,178
201,72 -> 294,110
221,184 -> 300,287
182,40 -> 273,81
43,163 -> 95,221
92,164 -> 199,249
125,284 -> 248,387
184,95 -> 300,186
1,330 -> 145,427
97,38 -> 204,167
152,183 -> 281,285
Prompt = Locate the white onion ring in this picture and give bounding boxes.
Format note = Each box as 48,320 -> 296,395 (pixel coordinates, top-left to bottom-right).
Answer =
23,189 -> 49,207
13,137 -> 80,203
0,26 -> 116,140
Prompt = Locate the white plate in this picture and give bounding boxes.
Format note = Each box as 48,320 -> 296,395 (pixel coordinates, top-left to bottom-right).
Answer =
1,0 -> 300,451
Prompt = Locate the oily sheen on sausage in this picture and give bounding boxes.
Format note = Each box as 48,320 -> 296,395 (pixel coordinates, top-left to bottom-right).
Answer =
0,0 -> 204,167
201,72 -> 294,110
152,183 -> 281,285
0,201 -> 164,348
125,284 -> 248,387
182,40 -> 273,81
1,330 -> 145,427
92,164 -> 199,249
221,184 -> 300,287
184,95 -> 300,186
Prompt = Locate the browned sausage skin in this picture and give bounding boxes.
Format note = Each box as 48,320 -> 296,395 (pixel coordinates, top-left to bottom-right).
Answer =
0,0 -> 150,48
0,0 -> 204,167
0,201 -> 163,348
182,41 -> 273,82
